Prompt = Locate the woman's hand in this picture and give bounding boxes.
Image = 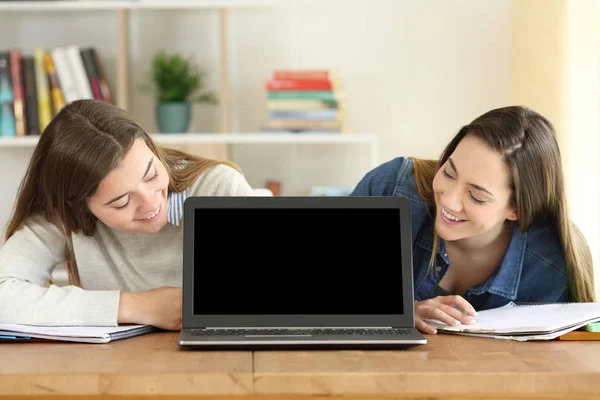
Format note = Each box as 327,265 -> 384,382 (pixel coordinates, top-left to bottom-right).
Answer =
118,286 -> 182,331
415,295 -> 476,334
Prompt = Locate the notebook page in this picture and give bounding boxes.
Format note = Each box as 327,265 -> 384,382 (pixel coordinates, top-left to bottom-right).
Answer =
425,302 -> 600,334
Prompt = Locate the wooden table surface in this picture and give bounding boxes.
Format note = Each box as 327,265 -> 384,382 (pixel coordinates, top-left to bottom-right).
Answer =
2,331 -> 600,399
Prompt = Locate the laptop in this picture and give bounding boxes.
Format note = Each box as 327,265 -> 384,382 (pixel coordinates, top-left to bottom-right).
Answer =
178,195 -> 427,349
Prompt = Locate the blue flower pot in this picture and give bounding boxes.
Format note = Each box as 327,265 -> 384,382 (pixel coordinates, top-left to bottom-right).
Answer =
156,102 -> 191,133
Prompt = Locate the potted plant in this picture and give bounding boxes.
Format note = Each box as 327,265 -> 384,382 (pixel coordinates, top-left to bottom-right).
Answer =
145,50 -> 218,133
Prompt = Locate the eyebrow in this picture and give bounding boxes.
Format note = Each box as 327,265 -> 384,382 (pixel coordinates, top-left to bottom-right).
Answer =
103,157 -> 155,206
447,157 -> 495,197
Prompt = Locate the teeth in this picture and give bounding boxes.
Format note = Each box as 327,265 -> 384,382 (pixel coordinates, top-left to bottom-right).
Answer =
442,207 -> 462,222
145,206 -> 160,220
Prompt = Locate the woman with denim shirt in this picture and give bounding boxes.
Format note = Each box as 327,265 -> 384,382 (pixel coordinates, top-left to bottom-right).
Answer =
350,106 -> 595,334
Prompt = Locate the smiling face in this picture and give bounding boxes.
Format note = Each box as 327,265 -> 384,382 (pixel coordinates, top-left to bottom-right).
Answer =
431,135 -> 518,244
87,139 -> 170,234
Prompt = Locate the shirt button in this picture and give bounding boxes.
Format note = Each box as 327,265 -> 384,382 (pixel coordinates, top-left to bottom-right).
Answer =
435,265 -> 442,272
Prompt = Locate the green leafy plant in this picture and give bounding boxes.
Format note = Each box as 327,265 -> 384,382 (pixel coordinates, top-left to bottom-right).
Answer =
144,50 -> 218,104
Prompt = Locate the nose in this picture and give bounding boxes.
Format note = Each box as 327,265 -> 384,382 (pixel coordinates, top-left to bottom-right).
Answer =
137,189 -> 160,212
441,185 -> 463,213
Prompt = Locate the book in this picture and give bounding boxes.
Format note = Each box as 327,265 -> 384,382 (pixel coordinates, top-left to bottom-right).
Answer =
585,321 -> 600,332
0,51 -> 15,137
43,50 -> 66,115
33,48 -> 52,132
558,330 -> 600,341
264,118 -> 343,130
80,47 -> 104,102
272,69 -> 338,81
267,90 -> 343,101
65,45 -> 93,100
52,46 -> 80,104
90,47 -> 113,104
425,301 -> 600,341
21,56 -> 39,136
0,323 -> 155,343
265,79 -> 342,91
268,109 -> 344,120
9,49 -> 25,136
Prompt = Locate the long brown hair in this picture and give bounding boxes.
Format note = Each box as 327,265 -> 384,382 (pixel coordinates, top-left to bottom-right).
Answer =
410,106 -> 595,302
5,99 -> 241,284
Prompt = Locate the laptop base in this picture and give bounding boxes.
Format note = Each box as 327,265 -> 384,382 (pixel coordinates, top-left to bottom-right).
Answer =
178,328 -> 427,350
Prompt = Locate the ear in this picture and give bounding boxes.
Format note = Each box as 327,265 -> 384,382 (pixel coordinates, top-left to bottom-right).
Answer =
507,207 -> 518,221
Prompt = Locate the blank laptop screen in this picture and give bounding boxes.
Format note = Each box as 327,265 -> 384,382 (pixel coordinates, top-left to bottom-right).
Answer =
193,208 -> 404,315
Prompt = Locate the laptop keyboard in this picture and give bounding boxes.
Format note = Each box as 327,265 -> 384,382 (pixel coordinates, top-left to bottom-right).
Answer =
191,328 -> 409,336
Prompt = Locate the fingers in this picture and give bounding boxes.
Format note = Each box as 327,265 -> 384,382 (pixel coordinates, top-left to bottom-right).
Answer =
415,318 -> 437,335
437,295 -> 477,316
425,307 -> 465,327
415,301 -> 474,326
438,304 -> 474,325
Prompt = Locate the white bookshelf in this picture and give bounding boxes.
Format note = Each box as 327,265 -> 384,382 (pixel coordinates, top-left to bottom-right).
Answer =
0,132 -> 377,144
0,0 -> 274,132
0,133 -> 379,167
0,1 -> 379,225
0,1 -> 274,11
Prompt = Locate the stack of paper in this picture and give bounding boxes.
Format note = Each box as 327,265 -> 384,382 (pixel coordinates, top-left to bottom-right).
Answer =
0,324 -> 154,343
425,301 -> 600,341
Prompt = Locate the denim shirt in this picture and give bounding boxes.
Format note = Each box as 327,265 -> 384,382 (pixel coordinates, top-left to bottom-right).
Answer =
350,157 -> 571,310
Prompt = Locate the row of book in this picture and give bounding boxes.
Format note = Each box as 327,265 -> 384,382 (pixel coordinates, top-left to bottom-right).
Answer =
0,45 -> 113,137
260,69 -> 346,134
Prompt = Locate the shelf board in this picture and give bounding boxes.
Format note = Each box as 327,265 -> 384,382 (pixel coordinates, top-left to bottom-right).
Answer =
0,133 -> 378,148
151,133 -> 378,145
0,136 -> 39,148
0,0 -> 274,11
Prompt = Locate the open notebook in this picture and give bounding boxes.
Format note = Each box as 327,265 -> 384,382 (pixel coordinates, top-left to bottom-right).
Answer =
0,324 -> 155,343
425,302 -> 600,341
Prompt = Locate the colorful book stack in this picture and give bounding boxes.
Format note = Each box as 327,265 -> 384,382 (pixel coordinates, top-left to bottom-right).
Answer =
261,69 -> 346,134
0,45 -> 113,137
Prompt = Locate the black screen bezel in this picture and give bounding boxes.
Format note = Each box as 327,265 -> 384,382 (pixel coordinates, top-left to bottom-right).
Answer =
182,196 -> 414,329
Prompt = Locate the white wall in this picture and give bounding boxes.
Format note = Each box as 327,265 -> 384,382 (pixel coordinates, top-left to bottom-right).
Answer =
229,0 -> 512,161
565,0 -> 600,293
0,0 -> 512,235
512,0 -> 600,293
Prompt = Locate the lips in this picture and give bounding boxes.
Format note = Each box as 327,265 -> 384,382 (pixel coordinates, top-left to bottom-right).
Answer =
441,207 -> 464,222
439,206 -> 469,227
141,204 -> 161,221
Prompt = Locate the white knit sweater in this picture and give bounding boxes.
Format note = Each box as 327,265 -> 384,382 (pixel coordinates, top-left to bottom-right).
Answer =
0,164 -> 254,326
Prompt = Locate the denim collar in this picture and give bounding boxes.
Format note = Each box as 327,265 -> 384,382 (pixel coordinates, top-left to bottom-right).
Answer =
416,218 -> 526,300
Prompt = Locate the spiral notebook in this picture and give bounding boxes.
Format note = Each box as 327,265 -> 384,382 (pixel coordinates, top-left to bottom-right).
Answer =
425,301 -> 600,341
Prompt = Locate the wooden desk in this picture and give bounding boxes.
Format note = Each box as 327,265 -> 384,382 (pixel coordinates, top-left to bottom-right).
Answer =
2,331 -> 600,399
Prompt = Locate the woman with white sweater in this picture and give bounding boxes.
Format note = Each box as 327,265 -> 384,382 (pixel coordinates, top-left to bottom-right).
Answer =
0,99 -> 255,330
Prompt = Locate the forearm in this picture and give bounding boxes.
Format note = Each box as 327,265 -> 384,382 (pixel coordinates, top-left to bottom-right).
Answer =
117,286 -> 182,330
0,277 -> 120,326
117,291 -> 143,324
